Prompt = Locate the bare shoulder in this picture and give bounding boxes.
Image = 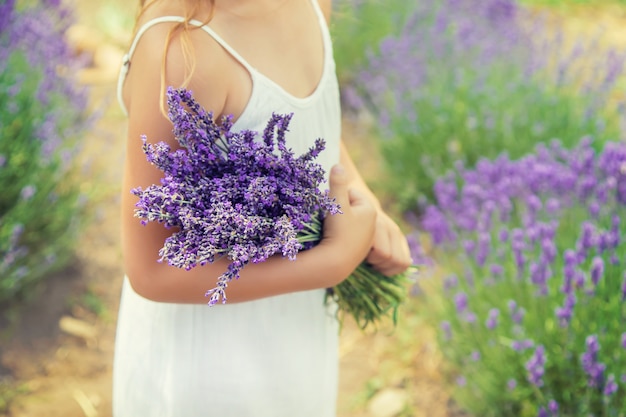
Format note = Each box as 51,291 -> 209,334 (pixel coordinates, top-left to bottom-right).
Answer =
124,3 -> 231,120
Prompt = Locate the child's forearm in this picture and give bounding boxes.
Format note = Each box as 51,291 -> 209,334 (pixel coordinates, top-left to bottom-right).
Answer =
124,237 -> 350,304
122,161 -> 377,304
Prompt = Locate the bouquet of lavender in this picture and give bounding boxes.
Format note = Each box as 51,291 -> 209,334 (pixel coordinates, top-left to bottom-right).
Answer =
132,87 -> 409,328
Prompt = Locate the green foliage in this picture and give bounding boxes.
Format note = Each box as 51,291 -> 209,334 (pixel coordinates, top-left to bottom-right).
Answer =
344,0 -> 626,213
329,0 -> 417,85
0,380 -> 30,413
414,138 -> 626,415
520,0 -> 626,5
384,70 -> 622,209
0,1 -> 93,304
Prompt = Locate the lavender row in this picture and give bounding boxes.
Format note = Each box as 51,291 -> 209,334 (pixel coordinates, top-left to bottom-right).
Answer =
413,137 -> 626,415
342,0 -> 626,212
0,0 -> 94,303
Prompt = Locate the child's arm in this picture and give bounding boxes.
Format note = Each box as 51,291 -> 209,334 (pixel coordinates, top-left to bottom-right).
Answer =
120,21 -> 377,304
317,0 -> 412,277
339,142 -> 413,277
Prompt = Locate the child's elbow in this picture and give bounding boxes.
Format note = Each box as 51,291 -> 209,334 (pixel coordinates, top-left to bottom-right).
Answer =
124,262 -> 169,302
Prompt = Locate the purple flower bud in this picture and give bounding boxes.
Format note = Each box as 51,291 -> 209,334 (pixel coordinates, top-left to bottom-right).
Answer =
454,292 -> 468,313
621,333 -> 626,350
604,374 -> 618,397
20,185 -> 36,201
590,256 -> 604,286
548,400 -> 559,414
541,238 -> 557,264
485,308 -> 500,330
537,407 -> 548,417
511,228 -> 525,250
526,225 -> 540,244
511,306 -> 526,325
526,194 -> 542,213
588,200 -> 601,218
545,197 -> 560,214
507,379 -> 517,391
562,265 -> 576,294
463,239 -> 476,256
581,335 -> 605,388
578,222 -> 596,253
476,232 -> 491,266
564,249 -> 578,267
470,350 -> 481,361
507,299 -> 517,313
526,345 -> 546,387
463,311 -> 477,324
586,334 -> 600,354
555,292 -> 576,328
512,339 -> 534,352
443,274 -> 459,292
489,263 -> 503,278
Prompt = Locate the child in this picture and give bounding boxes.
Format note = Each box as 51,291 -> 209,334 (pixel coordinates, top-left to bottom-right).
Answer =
113,0 -> 412,415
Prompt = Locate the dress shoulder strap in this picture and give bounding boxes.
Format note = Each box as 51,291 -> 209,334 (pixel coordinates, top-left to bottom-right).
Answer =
116,15 -> 256,116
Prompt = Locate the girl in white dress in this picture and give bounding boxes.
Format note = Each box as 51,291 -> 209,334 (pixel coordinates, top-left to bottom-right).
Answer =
113,0 -> 412,415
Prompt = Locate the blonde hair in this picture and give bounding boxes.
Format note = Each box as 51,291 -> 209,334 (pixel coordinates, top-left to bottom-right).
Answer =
135,0 -> 215,115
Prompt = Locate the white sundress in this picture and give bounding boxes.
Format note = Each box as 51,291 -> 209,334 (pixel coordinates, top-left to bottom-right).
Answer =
112,1 -> 343,416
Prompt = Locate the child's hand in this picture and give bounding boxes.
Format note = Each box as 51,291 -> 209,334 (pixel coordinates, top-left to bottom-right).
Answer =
366,211 -> 413,277
321,164 -> 377,277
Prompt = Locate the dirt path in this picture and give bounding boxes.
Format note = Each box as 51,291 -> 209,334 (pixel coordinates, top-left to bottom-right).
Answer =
2,2 -> 626,417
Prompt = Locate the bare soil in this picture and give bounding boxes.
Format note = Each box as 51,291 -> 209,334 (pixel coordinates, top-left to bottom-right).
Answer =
2,2 -> 626,417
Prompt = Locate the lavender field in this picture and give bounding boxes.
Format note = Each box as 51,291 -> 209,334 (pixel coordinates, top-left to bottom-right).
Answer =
2,0 -> 626,416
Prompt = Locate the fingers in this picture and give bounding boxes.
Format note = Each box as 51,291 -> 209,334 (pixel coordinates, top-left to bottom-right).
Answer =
328,164 -> 373,216
366,212 -> 413,277
322,164 -> 377,271
328,164 -> 349,210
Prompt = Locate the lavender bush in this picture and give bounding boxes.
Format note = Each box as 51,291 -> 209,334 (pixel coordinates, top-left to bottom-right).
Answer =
522,0 -> 626,4
413,137 -> 626,415
0,0 -> 92,303
329,0 -> 417,86
344,0 -> 626,212
134,87 -> 410,328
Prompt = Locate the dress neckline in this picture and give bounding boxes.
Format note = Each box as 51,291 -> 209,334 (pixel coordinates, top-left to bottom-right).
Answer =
117,0 -> 331,116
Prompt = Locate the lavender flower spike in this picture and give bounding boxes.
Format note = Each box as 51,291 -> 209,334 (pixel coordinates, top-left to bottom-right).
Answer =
134,87 -> 339,305
526,345 -> 546,387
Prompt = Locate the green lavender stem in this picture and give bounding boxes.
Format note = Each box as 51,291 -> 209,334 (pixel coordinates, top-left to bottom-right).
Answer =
299,216 -> 414,329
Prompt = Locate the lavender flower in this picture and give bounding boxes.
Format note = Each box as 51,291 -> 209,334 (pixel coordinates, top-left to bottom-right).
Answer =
548,400 -> 559,415
512,339 -> 534,352
507,379 -> 517,391
581,335 -> 606,388
135,89 -> 339,304
589,256 -> 604,286
555,291 -> 576,328
485,308 -> 499,330
134,88 -> 410,326
604,374 -> 618,397
1,0 -> 92,303
454,292 -> 469,314
526,345 -> 546,387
